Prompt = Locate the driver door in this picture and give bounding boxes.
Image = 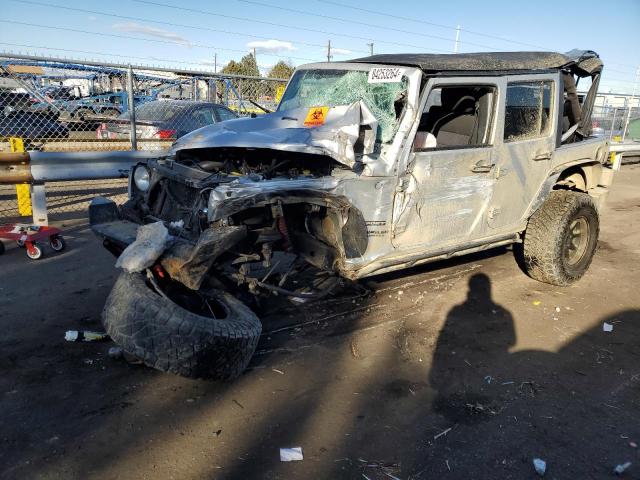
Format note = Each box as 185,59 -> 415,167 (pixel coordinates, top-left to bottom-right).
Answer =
392,78 -> 503,250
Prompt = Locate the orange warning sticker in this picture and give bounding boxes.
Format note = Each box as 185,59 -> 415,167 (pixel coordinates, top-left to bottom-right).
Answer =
304,106 -> 329,127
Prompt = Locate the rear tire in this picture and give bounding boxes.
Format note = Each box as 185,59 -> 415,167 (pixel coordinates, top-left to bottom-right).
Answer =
102,272 -> 262,380
521,190 -> 599,286
49,234 -> 65,252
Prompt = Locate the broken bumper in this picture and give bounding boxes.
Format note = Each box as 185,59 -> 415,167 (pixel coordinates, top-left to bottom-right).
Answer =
89,197 -> 139,253
89,196 -> 247,290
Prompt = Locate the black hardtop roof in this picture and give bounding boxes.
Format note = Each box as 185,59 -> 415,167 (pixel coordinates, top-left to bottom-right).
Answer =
349,50 -> 602,76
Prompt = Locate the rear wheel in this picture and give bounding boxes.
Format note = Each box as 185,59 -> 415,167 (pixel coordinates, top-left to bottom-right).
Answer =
49,234 -> 65,252
521,190 -> 599,286
102,272 -> 262,379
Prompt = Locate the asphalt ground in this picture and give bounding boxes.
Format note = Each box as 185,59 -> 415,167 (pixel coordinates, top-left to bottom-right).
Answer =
1,165 -> 639,480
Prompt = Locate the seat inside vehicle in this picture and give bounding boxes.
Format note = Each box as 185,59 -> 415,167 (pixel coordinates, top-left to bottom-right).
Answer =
416,86 -> 495,149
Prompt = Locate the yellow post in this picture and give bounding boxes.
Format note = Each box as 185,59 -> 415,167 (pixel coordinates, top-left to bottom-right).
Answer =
9,137 -> 32,216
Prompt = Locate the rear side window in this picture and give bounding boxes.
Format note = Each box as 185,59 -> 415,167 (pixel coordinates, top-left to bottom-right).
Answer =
504,81 -> 553,142
191,108 -> 216,128
215,106 -> 237,122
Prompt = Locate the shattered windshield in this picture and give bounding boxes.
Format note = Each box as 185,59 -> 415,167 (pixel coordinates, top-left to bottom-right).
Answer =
278,68 -> 408,143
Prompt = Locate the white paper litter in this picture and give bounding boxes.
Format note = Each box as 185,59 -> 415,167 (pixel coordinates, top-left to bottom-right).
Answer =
603,322 -> 614,332
280,447 -> 303,462
614,461 -> 631,475
533,458 -> 546,476
115,222 -> 169,273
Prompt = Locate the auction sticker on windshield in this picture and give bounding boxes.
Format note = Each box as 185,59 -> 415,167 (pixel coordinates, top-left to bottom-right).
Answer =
304,106 -> 329,127
368,67 -> 405,83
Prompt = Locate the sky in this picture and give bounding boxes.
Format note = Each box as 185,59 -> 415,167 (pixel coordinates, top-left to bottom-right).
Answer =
1,0 -> 639,93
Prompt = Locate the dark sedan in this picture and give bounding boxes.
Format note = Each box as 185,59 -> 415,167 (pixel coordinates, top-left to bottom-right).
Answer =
98,100 -> 238,140
0,110 -> 69,140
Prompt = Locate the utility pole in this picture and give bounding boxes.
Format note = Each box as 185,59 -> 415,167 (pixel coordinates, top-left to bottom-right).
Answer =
327,40 -> 332,62
622,65 -> 640,142
214,53 -> 217,73
253,47 -> 257,64
453,25 -> 461,53
367,42 -> 374,56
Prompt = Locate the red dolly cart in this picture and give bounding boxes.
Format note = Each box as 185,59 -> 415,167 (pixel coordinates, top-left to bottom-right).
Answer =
0,224 -> 65,260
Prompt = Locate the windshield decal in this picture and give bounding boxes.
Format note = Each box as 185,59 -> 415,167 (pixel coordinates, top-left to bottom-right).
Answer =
304,106 -> 329,127
368,67 -> 405,84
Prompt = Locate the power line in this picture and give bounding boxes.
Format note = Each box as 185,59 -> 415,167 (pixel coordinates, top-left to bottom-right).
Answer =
315,0 -> 549,50
0,20 -> 320,63
9,0 -> 363,55
235,0 -> 502,50
133,0 -> 453,53
316,0 -> 640,72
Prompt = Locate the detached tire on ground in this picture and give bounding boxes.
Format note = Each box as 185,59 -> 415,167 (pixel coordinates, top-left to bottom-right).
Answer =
522,190 -> 599,286
103,272 -> 262,380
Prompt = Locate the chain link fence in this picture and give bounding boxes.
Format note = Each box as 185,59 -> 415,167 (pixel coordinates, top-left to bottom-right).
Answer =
591,105 -> 640,141
0,54 -> 287,153
0,180 -> 129,224
0,54 -> 287,223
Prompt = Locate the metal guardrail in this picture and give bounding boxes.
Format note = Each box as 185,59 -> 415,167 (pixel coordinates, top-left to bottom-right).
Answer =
0,149 -> 160,224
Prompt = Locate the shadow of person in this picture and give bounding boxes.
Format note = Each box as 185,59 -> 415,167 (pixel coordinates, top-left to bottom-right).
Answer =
429,273 -> 516,424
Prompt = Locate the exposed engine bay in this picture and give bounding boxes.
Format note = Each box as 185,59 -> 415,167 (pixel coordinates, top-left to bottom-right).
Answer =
116,148 -> 368,303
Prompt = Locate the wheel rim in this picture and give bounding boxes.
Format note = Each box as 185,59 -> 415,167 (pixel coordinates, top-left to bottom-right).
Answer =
27,245 -> 41,259
51,238 -> 63,251
563,216 -> 590,266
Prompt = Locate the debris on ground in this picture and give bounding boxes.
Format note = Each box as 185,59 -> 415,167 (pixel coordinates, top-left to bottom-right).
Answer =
533,458 -> 546,476
433,427 -> 452,440
279,447 -> 303,461
107,346 -> 123,359
359,459 -> 401,480
614,462 -> 631,475
603,322 -> 614,332
115,221 -> 169,273
630,442 -> 637,448
65,330 -> 109,342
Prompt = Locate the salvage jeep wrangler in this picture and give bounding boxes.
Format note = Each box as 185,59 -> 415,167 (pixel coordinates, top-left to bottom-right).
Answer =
91,50 -> 614,379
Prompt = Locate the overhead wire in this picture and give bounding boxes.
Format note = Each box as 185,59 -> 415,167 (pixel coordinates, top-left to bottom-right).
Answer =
132,0 -> 454,53
9,0 -> 363,55
0,20 -> 320,63
235,0 -> 502,50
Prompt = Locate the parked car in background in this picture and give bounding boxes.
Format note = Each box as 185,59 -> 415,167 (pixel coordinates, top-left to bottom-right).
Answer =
0,110 -> 69,146
0,91 -> 36,113
97,100 -> 238,140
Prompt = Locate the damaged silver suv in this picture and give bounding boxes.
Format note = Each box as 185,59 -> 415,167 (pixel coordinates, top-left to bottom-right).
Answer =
91,50 -> 614,379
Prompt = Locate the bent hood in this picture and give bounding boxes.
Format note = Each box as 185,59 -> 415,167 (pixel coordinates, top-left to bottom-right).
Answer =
168,101 -> 378,168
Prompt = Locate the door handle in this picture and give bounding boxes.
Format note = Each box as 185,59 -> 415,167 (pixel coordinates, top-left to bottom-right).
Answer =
533,152 -> 552,161
471,160 -> 495,173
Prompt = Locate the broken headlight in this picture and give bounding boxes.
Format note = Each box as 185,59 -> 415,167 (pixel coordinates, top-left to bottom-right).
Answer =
133,165 -> 150,192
